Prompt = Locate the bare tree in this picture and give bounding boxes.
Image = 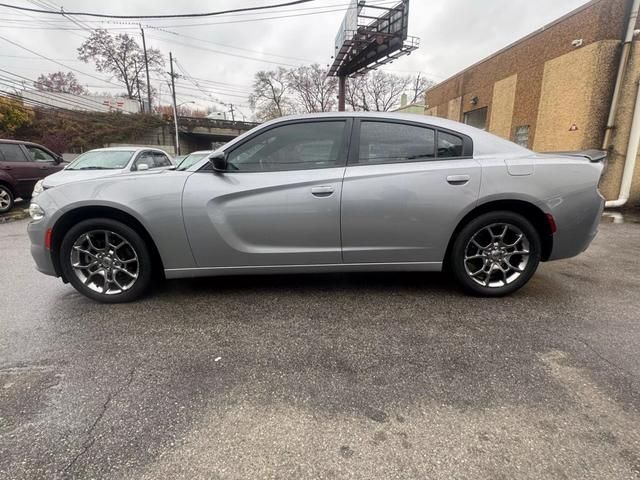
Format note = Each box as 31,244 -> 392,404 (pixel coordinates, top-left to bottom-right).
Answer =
78,29 -> 163,101
406,73 -> 435,105
287,64 -> 337,113
35,71 -> 87,95
344,71 -> 411,111
249,67 -> 294,121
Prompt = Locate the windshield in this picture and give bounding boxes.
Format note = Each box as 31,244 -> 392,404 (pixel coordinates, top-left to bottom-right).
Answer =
176,152 -> 212,171
66,150 -> 135,171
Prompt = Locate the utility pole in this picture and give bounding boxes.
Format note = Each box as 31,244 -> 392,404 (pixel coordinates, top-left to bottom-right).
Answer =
229,104 -> 235,122
169,51 -> 180,156
338,75 -> 346,112
140,24 -> 152,114
134,60 -> 143,112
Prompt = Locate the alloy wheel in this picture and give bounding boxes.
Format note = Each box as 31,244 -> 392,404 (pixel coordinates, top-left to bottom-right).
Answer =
463,222 -> 530,288
0,188 -> 11,211
70,230 -> 139,295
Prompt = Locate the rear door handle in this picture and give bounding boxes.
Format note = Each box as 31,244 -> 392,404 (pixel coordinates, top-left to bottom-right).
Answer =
446,174 -> 470,185
311,185 -> 334,197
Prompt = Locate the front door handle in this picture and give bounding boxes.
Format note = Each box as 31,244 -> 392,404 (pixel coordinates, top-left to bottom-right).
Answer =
311,185 -> 334,197
447,174 -> 470,185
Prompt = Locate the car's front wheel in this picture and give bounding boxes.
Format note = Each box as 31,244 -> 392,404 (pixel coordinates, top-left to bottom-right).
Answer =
450,211 -> 541,296
0,185 -> 14,213
60,218 -> 153,303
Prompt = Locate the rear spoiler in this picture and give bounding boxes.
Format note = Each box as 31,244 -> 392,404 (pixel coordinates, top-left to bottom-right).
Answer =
548,149 -> 607,162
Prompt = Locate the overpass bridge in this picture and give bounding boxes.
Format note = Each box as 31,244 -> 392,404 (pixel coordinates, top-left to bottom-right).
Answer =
177,116 -> 260,152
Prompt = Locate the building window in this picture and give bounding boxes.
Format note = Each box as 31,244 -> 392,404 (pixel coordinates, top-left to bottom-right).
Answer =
463,107 -> 488,130
514,125 -> 530,148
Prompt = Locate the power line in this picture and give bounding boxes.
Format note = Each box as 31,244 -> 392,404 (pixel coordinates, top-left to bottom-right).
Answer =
0,34 -> 122,89
0,0 -> 317,19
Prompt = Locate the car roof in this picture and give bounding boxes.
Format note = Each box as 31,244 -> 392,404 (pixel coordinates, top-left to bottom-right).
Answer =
0,139 -> 47,147
85,147 -> 168,153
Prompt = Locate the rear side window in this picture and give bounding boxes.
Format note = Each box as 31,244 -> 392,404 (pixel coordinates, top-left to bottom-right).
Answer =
0,143 -> 28,162
437,131 -> 464,158
357,121 -> 435,165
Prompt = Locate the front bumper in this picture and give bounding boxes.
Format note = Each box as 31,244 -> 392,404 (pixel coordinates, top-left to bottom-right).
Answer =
27,219 -> 57,277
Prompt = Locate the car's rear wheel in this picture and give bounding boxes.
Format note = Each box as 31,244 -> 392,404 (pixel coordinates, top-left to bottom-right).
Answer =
450,211 -> 541,296
60,218 -> 152,303
0,185 -> 14,213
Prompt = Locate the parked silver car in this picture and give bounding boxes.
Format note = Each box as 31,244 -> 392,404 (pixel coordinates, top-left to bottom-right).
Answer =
27,112 -> 605,302
31,147 -> 174,197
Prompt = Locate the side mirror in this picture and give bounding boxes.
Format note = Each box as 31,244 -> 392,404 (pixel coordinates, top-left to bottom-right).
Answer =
137,163 -> 150,171
209,151 -> 228,172
55,154 -> 63,164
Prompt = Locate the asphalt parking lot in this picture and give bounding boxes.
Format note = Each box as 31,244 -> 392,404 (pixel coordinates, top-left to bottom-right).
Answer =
1,214 -> 640,479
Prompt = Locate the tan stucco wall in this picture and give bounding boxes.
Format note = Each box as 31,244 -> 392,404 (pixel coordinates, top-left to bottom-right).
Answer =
489,74 -> 517,138
425,106 -> 437,116
533,40 -> 619,152
447,97 -> 462,121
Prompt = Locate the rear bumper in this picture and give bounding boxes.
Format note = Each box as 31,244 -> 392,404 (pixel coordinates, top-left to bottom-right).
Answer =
547,189 -> 604,261
27,220 -> 57,277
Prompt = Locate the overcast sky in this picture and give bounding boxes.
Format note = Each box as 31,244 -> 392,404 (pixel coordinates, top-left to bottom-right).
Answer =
0,0 -> 590,119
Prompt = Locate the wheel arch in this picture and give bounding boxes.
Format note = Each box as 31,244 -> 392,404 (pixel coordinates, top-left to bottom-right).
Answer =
50,205 -> 165,280
0,179 -> 16,197
444,198 -> 554,268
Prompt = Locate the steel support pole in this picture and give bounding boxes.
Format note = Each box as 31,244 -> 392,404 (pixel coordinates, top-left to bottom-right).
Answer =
338,75 -> 346,112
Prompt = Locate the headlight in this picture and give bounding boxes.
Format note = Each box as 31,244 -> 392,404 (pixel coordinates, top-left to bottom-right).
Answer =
32,179 -> 44,197
29,203 -> 45,221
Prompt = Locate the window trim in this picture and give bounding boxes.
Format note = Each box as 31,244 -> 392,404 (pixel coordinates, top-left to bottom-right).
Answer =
348,118 -> 473,167
199,118 -> 354,173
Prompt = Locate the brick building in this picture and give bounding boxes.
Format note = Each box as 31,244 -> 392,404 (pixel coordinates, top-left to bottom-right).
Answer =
424,0 -> 640,206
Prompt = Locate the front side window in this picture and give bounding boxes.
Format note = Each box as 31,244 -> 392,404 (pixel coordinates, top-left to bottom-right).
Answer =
25,146 -> 55,162
133,152 -> 154,170
65,150 -> 135,170
226,121 -> 346,172
357,121 -> 435,165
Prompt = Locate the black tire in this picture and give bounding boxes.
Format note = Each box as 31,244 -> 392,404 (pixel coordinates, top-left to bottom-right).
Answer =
450,211 -> 541,297
0,184 -> 14,213
60,218 -> 153,303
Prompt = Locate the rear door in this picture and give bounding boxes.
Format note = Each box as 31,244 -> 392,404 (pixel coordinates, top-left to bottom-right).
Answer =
0,142 -> 43,198
341,119 -> 481,264
182,119 -> 351,268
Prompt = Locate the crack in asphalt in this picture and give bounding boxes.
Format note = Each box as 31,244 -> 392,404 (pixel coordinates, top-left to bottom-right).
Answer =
60,367 -> 137,477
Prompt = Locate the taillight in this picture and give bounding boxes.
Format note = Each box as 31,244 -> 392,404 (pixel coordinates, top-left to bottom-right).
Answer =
45,228 -> 53,250
546,214 -> 557,234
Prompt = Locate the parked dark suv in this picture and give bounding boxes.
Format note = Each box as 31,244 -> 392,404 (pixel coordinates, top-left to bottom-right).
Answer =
0,140 -> 65,213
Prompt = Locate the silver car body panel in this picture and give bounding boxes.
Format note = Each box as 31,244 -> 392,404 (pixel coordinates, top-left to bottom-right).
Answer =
27,112 -> 605,280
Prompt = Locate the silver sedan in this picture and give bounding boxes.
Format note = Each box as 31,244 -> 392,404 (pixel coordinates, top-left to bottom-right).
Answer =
27,112 -> 605,302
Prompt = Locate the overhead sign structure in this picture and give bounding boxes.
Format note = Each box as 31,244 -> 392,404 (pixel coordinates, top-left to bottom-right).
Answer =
328,0 -> 419,110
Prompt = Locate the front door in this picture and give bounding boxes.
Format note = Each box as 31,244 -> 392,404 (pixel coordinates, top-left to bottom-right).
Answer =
182,119 -> 351,268
0,143 -> 43,198
341,120 -> 481,264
